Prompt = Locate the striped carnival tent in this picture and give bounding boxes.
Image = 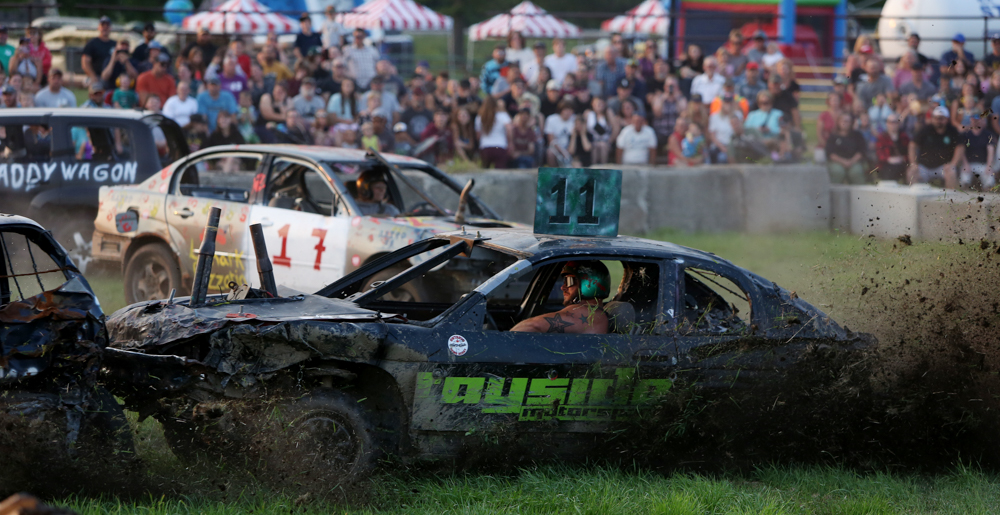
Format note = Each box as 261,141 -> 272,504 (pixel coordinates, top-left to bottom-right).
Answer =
468,1 -> 581,41
182,0 -> 298,34
336,0 -> 453,31
601,0 -> 670,35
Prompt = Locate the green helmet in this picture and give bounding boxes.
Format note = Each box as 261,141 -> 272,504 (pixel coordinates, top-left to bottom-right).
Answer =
561,261 -> 611,300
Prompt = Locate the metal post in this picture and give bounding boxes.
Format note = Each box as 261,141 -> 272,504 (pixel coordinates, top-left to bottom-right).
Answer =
778,0 -> 796,45
985,16 -> 989,60
249,223 -> 278,297
833,0 -> 847,68
190,207 -> 221,306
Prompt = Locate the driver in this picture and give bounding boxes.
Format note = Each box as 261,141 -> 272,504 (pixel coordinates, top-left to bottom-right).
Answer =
511,261 -> 610,334
355,168 -> 401,217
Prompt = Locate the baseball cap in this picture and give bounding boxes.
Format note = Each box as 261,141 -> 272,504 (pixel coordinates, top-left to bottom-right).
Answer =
148,40 -> 162,50
833,75 -> 848,85
206,76 -> 221,85
546,79 -> 559,91
299,12 -> 311,21
724,78 -> 736,87
618,77 -> 632,89
99,15 -> 111,24
1,85 -> 16,95
157,52 -> 170,63
302,76 -> 316,85
144,22 -> 155,31
722,93 -> 734,102
88,83 -> 105,93
859,44 -> 873,54
753,29 -> 766,40
992,33 -> 1000,41
953,33 -> 965,43
746,62 -> 759,70
909,32 -> 920,40
533,41 -> 546,49
198,26 -> 210,34
418,60 -> 430,68
932,105 -> 950,117
189,113 -> 207,124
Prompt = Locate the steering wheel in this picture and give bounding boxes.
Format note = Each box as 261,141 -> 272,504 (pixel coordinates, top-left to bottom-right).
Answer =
408,201 -> 441,216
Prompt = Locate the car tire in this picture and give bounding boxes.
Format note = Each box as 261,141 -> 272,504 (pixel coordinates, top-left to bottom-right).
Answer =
362,265 -> 429,303
264,389 -> 383,485
124,242 -> 183,304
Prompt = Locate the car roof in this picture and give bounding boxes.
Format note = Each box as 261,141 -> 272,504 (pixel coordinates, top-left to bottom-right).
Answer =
438,227 -> 730,265
0,108 -> 157,121
0,213 -> 44,229
195,144 -> 434,167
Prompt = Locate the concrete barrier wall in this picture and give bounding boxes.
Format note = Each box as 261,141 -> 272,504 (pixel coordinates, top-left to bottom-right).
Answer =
424,166 -> 1000,241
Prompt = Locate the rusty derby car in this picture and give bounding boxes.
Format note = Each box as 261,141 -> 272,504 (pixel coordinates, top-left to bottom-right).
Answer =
0,214 -> 132,493
102,220 -> 873,483
91,146 -> 514,305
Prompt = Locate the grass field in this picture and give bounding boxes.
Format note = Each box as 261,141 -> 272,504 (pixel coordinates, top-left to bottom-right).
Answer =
60,231 -> 1000,514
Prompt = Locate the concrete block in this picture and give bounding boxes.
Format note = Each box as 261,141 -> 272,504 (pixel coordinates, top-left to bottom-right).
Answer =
740,164 -> 830,234
828,185 -> 852,233
450,170 -> 537,225
847,183 -> 941,239
917,192 -> 996,243
618,168 -> 650,235
644,166 -> 745,233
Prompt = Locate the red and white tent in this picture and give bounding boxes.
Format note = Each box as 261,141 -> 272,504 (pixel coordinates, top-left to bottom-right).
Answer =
182,0 -> 298,35
468,1 -> 581,41
601,0 -> 670,35
336,0 -> 453,31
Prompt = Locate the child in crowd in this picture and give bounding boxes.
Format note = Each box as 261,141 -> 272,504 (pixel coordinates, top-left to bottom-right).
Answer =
681,123 -> 706,163
237,90 -> 260,144
392,122 -> 414,155
762,42 -> 785,71
184,114 -> 209,152
339,124 -> 359,149
868,93 -> 893,134
508,108 -> 536,168
360,121 -> 380,151
113,74 -> 138,109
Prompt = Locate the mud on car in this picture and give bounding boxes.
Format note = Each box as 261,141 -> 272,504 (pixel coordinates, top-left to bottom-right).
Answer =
0,214 -> 132,493
91,146 -> 512,304
103,225 -> 873,483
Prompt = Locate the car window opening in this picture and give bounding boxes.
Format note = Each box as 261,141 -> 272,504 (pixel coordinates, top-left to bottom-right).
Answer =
0,124 -> 51,161
328,161 -> 483,218
680,269 -> 751,335
267,160 -> 340,216
0,231 -> 68,306
177,155 -> 262,203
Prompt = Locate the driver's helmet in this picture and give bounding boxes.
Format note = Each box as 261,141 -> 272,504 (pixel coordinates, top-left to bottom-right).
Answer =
560,261 -> 611,300
356,168 -> 389,201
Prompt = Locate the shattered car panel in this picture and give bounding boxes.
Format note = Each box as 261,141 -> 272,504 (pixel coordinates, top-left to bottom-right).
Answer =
104,225 -> 873,473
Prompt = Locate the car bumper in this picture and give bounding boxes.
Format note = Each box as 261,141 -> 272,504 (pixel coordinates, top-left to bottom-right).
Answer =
91,230 -> 130,263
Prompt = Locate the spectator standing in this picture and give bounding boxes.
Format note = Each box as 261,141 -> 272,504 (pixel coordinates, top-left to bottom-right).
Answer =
744,31 -> 767,67
908,106 -> 962,189
321,5 -> 346,50
476,96 -> 511,168
737,62 -> 765,110
616,112 -> 658,165
505,32 -> 534,68
855,57 -> 894,109
33,69 -> 75,108
133,23 -> 167,64
649,77 -> 684,151
544,101 -> 575,166
293,77 -> 325,123
480,46 -> 508,96
825,113 -> 868,184
960,114 -> 997,189
868,93 -> 893,134
690,57 -> 724,105
940,33 -> 975,76
595,47 -> 627,99
9,37 -> 41,85
587,96 -> 613,165
344,28 -> 379,90
325,78 -> 357,124
0,26 -> 13,73
81,16 -> 115,87
875,115 -> 909,182
137,53 -> 176,106
985,34 -> 1000,72
899,65 -> 936,101
164,81 -> 199,127
197,77 -> 239,132
544,38 -> 578,87
182,27 -> 218,71
294,14 -> 323,62
99,39 -> 137,91
523,41 -> 547,88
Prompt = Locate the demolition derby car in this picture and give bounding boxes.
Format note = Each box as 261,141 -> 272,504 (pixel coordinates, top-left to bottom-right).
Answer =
104,209 -> 872,481
0,214 -> 130,492
91,145 -> 511,304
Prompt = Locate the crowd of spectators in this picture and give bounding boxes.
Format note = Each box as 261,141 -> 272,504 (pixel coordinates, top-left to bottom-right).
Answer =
0,13 -> 996,189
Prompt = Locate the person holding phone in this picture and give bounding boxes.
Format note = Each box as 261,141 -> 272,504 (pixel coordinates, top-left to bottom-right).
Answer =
8,37 -> 40,83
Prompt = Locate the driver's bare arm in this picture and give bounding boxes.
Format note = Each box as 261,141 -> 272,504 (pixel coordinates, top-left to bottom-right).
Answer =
510,304 -> 608,334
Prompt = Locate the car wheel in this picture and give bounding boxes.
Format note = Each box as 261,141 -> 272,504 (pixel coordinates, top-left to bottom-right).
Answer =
124,243 -> 183,304
362,265 -> 428,303
266,389 -> 382,485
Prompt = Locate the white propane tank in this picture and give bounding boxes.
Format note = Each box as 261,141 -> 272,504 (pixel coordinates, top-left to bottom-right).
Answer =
878,0 -> 1000,61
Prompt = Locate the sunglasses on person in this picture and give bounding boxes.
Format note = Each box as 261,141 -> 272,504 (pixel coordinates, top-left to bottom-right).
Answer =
562,274 -> 579,288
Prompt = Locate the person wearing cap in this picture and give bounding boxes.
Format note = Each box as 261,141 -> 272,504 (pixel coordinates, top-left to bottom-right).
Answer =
34,68 -> 75,108
623,59 -> 647,101
825,113 -> 868,184
133,23 -> 168,65
744,30 -> 767,67
134,40 -> 160,74
595,47 -> 626,99
940,33 -> 975,76
322,5 -> 346,50
540,79 -> 562,119
344,28 -> 379,90
855,57 -> 894,110
79,83 -> 105,108
844,35 -> 874,84
292,77 -> 325,123
0,26 -> 14,73
182,27 -> 218,72
134,50 -> 176,108
81,16 -> 115,86
690,56 -> 724,106
294,13 -> 322,63
197,76 -> 239,132
959,113 -> 996,189
984,34 -> 1000,72
908,105 -> 963,189
737,62 -> 765,110
899,64 -> 936,102
710,78 -> 748,118
0,84 -> 19,109
722,29 -> 748,76
479,45 -> 509,96
608,77 -> 646,119
523,41 -> 547,88
544,38 -> 577,87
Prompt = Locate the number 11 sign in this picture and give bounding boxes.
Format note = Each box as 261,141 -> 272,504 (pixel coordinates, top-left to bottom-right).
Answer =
533,168 -> 622,237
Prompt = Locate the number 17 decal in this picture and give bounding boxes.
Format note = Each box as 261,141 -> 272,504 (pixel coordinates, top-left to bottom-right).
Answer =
312,228 -> 327,270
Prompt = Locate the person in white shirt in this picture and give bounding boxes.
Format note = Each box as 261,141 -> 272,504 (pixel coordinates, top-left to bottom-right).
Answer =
475,96 -> 512,168
523,41 -> 548,89
544,101 -> 576,166
707,93 -> 743,163
163,81 -> 199,127
616,113 -> 658,165
321,5 -> 346,50
690,56 -> 725,105
544,38 -> 578,86
505,31 -> 535,68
